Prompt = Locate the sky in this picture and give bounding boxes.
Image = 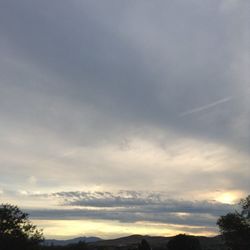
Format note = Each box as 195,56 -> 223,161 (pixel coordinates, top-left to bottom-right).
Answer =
0,0 -> 249,239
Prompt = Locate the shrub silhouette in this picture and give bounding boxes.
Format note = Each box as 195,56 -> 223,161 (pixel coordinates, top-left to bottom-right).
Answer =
0,203 -> 43,250
138,239 -> 151,250
167,234 -> 201,250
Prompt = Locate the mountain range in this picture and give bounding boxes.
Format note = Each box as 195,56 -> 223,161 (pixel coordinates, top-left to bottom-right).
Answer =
44,234 -> 226,249
43,236 -> 102,246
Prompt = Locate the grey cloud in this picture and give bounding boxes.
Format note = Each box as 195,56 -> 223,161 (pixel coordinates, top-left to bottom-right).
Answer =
23,190 -> 234,234
0,0 -> 249,152
27,208 -> 218,228
33,191 -> 234,218
0,0 -> 249,226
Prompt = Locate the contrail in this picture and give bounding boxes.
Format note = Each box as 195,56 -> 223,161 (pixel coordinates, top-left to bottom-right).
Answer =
179,96 -> 233,117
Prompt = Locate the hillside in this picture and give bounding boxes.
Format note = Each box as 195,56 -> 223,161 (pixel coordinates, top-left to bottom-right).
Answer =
43,237 -> 102,246
89,234 -> 226,250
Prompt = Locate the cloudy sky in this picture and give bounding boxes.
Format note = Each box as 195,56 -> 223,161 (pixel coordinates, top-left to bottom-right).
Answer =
0,0 -> 249,239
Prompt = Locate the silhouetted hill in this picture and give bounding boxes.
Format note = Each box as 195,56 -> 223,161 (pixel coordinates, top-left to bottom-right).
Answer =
90,234 -> 226,250
44,236 -> 102,246
43,234 -> 226,249
93,235 -> 168,247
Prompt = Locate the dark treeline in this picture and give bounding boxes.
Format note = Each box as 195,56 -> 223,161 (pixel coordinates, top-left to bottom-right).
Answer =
41,241 -> 88,250
40,236 -> 217,250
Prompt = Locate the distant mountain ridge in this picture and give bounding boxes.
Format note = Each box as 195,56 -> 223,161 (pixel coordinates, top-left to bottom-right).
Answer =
43,236 -> 102,246
91,235 -> 225,249
44,234 -> 225,249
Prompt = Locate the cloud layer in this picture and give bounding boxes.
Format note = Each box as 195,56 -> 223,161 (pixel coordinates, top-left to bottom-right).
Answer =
26,190 -> 234,232
0,0 -> 249,238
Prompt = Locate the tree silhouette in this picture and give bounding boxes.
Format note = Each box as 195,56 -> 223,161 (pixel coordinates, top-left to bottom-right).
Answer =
138,239 -> 151,250
217,195 -> 250,250
0,204 -> 43,250
167,234 -> 201,250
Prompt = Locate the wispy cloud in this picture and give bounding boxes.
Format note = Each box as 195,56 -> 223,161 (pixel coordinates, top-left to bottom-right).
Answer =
52,191 -> 233,215
179,97 -> 233,117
